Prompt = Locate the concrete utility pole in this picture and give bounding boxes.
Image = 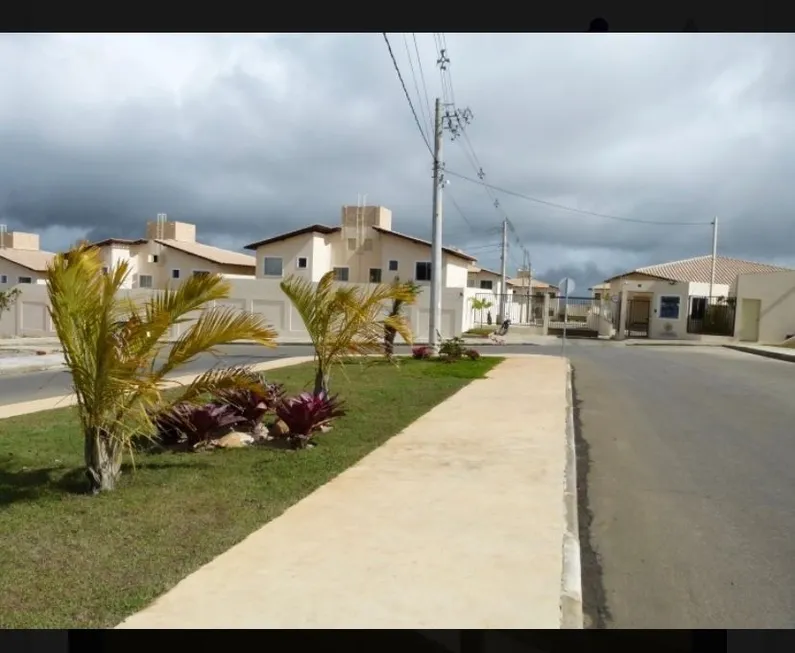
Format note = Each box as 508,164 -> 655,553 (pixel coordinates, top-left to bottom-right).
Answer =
499,217 -> 508,323
709,216 -> 719,302
429,97 -> 444,351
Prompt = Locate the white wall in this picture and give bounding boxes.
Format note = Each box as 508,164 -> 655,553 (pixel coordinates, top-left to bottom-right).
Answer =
688,281 -> 731,298
0,278 -> 471,342
734,270 -> 795,343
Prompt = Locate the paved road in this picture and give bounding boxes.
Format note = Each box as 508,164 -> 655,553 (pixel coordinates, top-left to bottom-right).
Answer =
0,343 -> 544,406
569,343 -> 795,628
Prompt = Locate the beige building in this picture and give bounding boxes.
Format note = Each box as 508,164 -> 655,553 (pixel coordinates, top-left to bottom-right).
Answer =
244,206 -> 476,288
467,265 -> 507,293
0,230 -> 55,287
604,255 -> 792,339
732,269 -> 795,343
90,219 -> 256,290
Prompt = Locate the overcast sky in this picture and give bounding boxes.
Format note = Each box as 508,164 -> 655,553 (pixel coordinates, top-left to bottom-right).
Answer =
1,33 -> 794,290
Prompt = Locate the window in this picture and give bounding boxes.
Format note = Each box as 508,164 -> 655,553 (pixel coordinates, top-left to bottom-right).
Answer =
332,267 -> 349,282
193,270 -> 211,278
138,274 -> 153,289
262,257 -> 283,277
479,280 -> 493,290
297,257 -> 308,269
467,278 -> 477,288
0,275 -> 6,284
415,261 -> 432,282
171,269 -> 181,279
388,260 -> 398,271
18,276 -> 32,284
101,266 -> 109,275
147,254 -> 159,263
659,295 -> 681,320
369,268 -> 382,283
347,238 -> 357,251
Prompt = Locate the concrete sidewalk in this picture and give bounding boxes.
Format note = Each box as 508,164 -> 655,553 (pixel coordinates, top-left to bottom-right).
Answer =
0,353 -> 66,375
723,343 -> 795,363
117,355 -> 577,629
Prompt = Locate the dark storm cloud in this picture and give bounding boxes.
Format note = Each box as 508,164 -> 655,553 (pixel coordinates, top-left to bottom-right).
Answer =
1,33 -> 794,285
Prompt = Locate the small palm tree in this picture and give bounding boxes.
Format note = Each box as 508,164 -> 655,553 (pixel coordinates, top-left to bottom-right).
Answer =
47,245 -> 278,493
470,297 -> 493,325
384,277 -> 421,360
281,271 -> 416,395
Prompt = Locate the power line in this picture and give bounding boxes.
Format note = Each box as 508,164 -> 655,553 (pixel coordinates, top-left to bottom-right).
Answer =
411,33 -> 434,137
444,169 -> 712,226
402,33 -> 432,138
382,33 -> 433,157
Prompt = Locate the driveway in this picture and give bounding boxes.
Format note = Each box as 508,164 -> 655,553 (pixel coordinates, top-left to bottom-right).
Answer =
569,344 -> 795,628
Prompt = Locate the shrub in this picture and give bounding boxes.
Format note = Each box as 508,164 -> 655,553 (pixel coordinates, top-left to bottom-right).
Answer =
487,310 -> 493,325
215,376 -> 286,433
412,345 -> 433,360
439,336 -> 466,361
465,348 -> 481,360
153,402 -> 245,450
274,391 -> 347,449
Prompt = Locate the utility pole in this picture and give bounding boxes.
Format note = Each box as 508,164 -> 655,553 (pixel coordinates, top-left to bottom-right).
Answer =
429,97 -> 444,351
499,217 -> 508,323
709,216 -> 718,302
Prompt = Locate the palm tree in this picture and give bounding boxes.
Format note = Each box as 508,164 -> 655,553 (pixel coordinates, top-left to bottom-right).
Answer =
383,277 -> 421,359
470,297 -> 493,325
47,245 -> 278,494
280,271 -> 416,395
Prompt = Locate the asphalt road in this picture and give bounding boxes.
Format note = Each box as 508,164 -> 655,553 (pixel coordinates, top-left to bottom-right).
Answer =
0,343 -> 542,406
570,343 -> 795,628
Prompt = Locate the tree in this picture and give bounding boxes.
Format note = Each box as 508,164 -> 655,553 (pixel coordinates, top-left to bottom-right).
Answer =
47,245 -> 278,494
383,277 -> 421,359
280,271 -> 416,395
0,287 -> 21,314
470,296 -> 493,325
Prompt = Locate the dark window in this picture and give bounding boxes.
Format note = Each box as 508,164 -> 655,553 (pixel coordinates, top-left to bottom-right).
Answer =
660,295 -> 681,320
479,280 -> 493,290
17,276 -> 32,284
297,257 -> 308,269
333,267 -> 349,282
388,260 -> 398,271
262,257 -> 283,276
193,271 -> 210,278
369,268 -> 382,283
171,269 -> 180,279
415,262 -> 432,282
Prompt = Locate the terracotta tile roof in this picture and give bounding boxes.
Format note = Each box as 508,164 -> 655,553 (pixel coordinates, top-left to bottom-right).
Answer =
243,225 -> 341,250
606,255 -> 793,285
90,238 -> 148,247
0,248 -> 55,273
507,277 -> 558,289
468,265 -> 502,277
372,226 -> 477,261
155,239 -> 256,269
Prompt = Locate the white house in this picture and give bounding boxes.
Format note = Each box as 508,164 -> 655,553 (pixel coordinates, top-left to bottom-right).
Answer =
243,205 -> 477,288
0,230 -> 55,287
89,219 -> 256,289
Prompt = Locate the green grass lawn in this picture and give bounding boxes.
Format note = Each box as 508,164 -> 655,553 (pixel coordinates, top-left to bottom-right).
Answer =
0,356 -> 502,628
464,326 -> 493,337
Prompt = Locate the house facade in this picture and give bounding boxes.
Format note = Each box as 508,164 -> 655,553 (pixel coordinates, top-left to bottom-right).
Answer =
244,206 -> 476,288
0,230 -> 55,287
90,220 -> 256,290
605,255 -> 792,340
731,269 -> 795,343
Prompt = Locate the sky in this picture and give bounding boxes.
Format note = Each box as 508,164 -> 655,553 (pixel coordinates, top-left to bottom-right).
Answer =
1,33 -> 794,291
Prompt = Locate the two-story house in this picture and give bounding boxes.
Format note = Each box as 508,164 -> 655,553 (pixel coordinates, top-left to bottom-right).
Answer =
89,219 -> 256,289
0,229 -> 55,287
466,265 -> 509,294
243,205 -> 477,287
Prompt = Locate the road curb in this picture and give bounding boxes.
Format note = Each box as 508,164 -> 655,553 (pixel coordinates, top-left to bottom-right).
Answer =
0,356 -> 315,421
0,362 -> 66,376
560,360 -> 583,629
723,344 -> 795,363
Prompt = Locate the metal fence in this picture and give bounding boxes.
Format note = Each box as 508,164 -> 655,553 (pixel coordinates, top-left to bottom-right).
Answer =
548,296 -> 600,335
687,296 -> 736,336
471,292 -> 539,326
